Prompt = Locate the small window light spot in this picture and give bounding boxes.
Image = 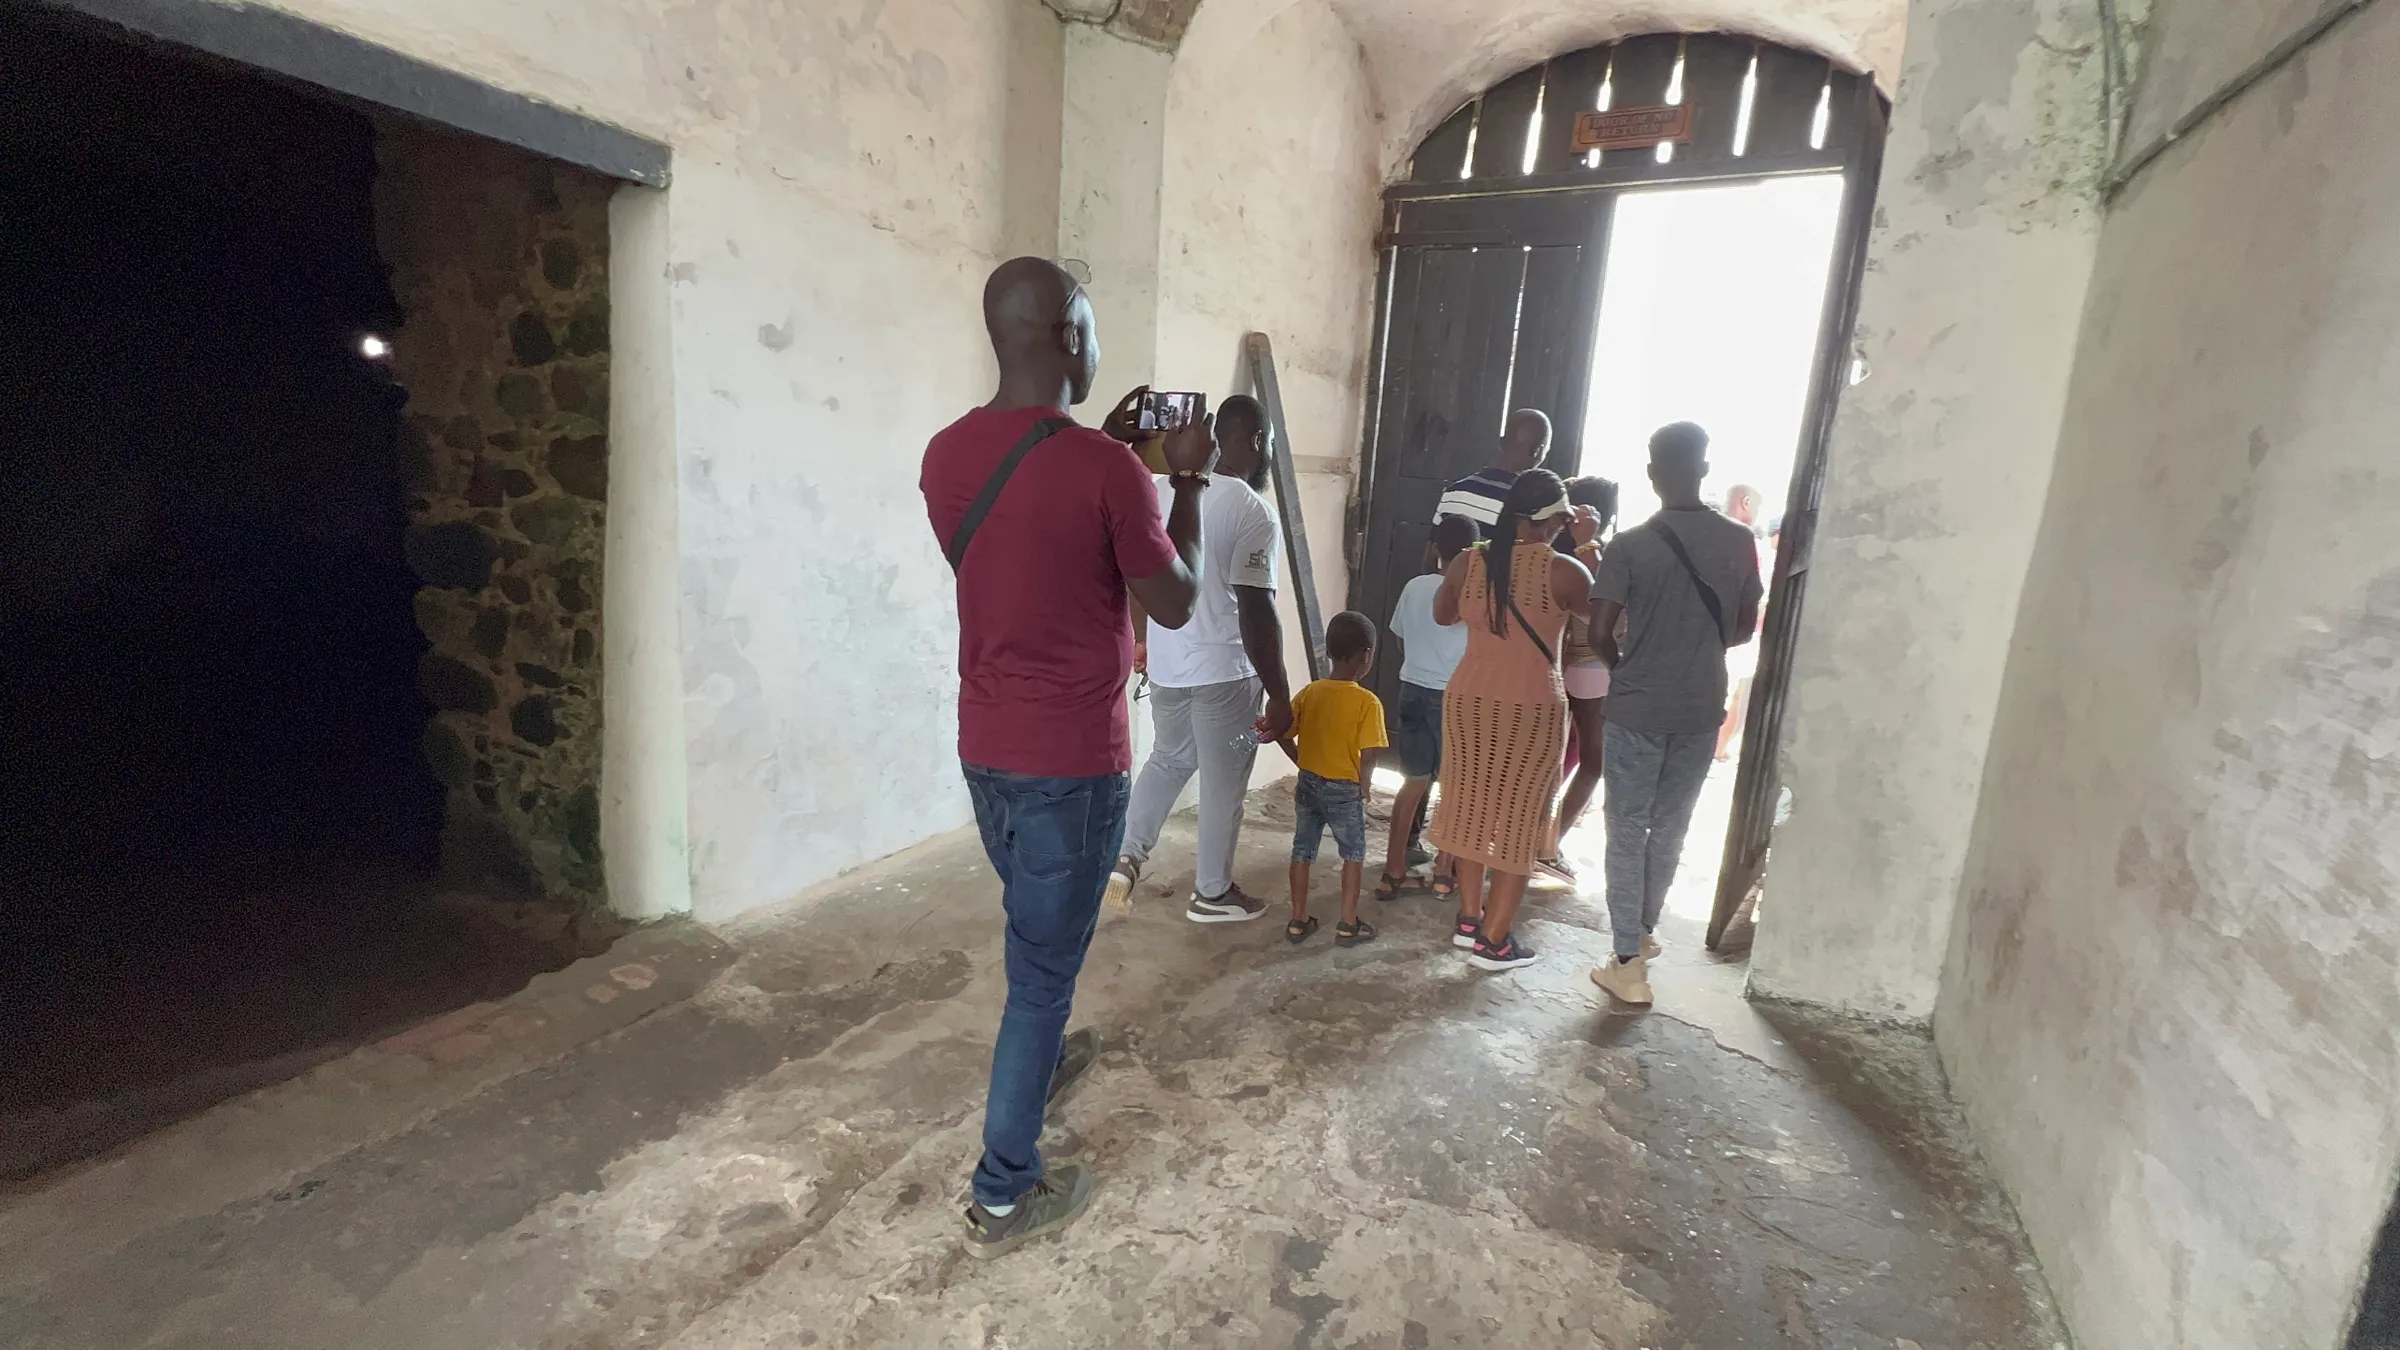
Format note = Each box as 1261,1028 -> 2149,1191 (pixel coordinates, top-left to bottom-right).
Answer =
1849,352 -> 1871,385
1522,79 -> 1548,175
360,334 -> 392,361
1460,98 -> 1484,178
1656,42 -> 1687,164
1809,77 -> 1832,150
1587,58 -> 1615,168
1732,53 -> 1760,157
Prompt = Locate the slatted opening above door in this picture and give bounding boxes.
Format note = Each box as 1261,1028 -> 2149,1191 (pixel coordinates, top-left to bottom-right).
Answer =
1407,33 -> 1865,189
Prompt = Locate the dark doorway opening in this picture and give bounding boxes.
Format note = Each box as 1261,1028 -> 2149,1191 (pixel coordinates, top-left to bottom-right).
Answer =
1351,32 -> 1885,953
0,7 -> 603,1182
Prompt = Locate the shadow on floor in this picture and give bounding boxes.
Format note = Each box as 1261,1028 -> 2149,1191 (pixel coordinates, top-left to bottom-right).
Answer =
0,865 -> 604,1185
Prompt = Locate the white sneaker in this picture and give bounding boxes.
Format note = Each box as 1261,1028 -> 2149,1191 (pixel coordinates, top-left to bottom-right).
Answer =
1186,883 -> 1267,923
1103,857 -> 1140,914
1590,955 -> 1654,1007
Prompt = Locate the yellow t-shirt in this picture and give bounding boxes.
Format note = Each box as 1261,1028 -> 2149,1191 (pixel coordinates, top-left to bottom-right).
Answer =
1290,678 -> 1388,782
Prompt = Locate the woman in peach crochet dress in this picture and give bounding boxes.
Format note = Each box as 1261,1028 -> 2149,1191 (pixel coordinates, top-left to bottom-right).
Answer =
1426,469 -> 1595,970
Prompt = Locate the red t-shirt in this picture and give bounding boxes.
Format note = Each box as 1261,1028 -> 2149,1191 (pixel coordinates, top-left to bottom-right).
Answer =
921,405 -> 1177,777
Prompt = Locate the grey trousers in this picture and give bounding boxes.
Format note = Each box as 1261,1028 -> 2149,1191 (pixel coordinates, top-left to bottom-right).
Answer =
1123,676 -> 1263,900
1601,723 -> 1717,959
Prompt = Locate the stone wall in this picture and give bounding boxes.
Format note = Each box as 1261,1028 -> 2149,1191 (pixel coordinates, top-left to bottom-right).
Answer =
374,123 -> 609,905
1936,0 -> 2400,1343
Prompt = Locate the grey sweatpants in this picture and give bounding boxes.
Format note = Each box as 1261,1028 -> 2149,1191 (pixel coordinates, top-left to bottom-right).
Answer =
1122,676 -> 1263,900
1601,723 -> 1717,960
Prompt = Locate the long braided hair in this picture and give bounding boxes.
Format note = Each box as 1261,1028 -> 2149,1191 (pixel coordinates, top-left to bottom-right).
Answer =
1485,469 -> 1567,638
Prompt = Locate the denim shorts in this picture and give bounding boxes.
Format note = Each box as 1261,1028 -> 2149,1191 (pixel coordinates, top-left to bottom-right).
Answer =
1394,681 -> 1444,779
1292,770 -> 1367,864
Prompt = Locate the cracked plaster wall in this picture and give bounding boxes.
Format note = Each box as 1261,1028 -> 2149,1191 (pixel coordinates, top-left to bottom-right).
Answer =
1937,1 -> 2400,1345
1156,0 -> 1379,752
1751,0 -> 2109,1018
246,0 -> 1070,919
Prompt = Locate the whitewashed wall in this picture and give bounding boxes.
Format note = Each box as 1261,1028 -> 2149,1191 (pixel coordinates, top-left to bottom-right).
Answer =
1939,0 -> 2400,1343
250,0 -> 1068,919
1750,0 -> 2107,1018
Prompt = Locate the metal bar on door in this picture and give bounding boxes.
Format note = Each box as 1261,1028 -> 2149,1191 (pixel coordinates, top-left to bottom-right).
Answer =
1245,333 -> 1329,681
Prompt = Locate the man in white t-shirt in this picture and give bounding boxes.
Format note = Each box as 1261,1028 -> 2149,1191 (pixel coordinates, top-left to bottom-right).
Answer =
1107,395 -> 1290,922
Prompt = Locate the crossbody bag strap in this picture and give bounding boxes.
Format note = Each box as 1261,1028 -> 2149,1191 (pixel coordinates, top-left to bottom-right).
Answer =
945,417 -> 1072,572
1508,593 -> 1555,665
1652,519 -> 1727,640
1483,545 -> 1556,665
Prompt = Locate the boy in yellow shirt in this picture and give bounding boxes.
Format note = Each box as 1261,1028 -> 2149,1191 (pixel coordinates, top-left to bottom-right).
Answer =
1274,611 -> 1388,946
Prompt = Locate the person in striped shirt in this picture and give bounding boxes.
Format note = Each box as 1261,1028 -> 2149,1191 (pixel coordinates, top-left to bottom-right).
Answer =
1435,408 -> 1552,539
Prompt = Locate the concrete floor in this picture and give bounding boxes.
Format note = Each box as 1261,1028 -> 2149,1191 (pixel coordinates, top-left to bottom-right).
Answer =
0,770 -> 2064,1349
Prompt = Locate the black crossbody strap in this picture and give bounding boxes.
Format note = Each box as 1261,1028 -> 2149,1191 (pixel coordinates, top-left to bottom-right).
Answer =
1653,520 -> 1727,640
1482,544 -> 1556,664
945,417 -> 1072,572
1508,594 -> 1554,665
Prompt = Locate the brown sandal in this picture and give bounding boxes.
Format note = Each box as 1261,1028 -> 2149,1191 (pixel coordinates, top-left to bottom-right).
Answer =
1335,918 -> 1377,947
1285,916 -> 1319,944
1373,871 -> 1419,902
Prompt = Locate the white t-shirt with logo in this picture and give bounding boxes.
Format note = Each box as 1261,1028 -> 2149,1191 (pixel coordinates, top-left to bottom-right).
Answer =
1145,473 -> 1280,689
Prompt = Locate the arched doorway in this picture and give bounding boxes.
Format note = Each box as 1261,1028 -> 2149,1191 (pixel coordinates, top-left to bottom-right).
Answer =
1350,31 -> 1886,948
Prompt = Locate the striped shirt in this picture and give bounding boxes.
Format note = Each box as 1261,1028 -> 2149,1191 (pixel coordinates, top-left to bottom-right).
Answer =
1435,466 -> 1520,538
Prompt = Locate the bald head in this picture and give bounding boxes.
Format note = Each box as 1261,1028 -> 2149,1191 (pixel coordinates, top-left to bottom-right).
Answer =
1216,394 -> 1268,488
1725,483 -> 1762,526
1498,408 -> 1551,473
983,256 -> 1098,407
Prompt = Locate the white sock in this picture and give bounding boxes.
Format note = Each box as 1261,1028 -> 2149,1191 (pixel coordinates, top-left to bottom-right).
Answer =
983,1200 -> 1016,1217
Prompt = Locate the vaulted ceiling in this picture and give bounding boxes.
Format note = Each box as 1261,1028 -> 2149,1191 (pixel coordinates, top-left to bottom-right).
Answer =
1060,0 -> 1905,172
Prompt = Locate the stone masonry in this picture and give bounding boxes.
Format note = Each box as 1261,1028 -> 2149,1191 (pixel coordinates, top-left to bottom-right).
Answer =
374,122 -> 609,906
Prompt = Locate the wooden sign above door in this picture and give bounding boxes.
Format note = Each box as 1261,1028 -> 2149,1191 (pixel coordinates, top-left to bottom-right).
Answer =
1571,104 -> 1693,151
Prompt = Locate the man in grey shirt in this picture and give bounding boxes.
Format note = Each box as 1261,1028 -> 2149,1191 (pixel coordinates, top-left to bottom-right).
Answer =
1586,422 -> 1762,1007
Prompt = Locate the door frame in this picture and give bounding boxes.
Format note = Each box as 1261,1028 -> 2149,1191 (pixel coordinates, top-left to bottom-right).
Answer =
1347,34 -> 1891,952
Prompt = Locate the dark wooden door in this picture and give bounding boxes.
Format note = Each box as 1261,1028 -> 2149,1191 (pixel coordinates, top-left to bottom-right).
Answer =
1353,192 -> 1609,704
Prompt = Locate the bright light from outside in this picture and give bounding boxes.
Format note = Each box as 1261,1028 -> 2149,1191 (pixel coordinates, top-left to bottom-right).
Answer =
359,334 -> 392,360
1577,174 -> 1846,531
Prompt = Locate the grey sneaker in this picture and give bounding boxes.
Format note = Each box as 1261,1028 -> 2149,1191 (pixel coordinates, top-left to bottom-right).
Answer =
1047,1027 -> 1100,1108
1186,882 -> 1268,923
963,1161 -> 1098,1259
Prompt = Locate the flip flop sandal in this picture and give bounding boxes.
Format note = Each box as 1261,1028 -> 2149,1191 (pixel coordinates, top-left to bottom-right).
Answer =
1285,916 -> 1320,944
1535,857 -> 1578,884
1373,872 -> 1419,902
1335,918 -> 1377,947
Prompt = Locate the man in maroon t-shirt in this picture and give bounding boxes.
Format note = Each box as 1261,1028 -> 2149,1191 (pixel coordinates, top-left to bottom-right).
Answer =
921,257 -> 1213,1258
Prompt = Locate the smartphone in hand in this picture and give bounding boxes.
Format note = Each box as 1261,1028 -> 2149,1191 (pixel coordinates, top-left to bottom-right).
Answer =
1136,390 -> 1203,434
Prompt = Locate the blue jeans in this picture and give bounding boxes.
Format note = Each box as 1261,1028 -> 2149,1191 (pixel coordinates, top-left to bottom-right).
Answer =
1291,771 -> 1367,863
1600,724 -> 1716,959
962,762 -> 1129,1207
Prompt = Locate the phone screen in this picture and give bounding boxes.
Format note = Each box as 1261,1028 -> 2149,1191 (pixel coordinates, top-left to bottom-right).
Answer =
1137,391 -> 1203,434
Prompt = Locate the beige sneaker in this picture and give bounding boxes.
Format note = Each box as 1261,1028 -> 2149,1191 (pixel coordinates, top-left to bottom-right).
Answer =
1590,955 -> 1655,1007
1103,857 -> 1140,914
1643,933 -> 1663,960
